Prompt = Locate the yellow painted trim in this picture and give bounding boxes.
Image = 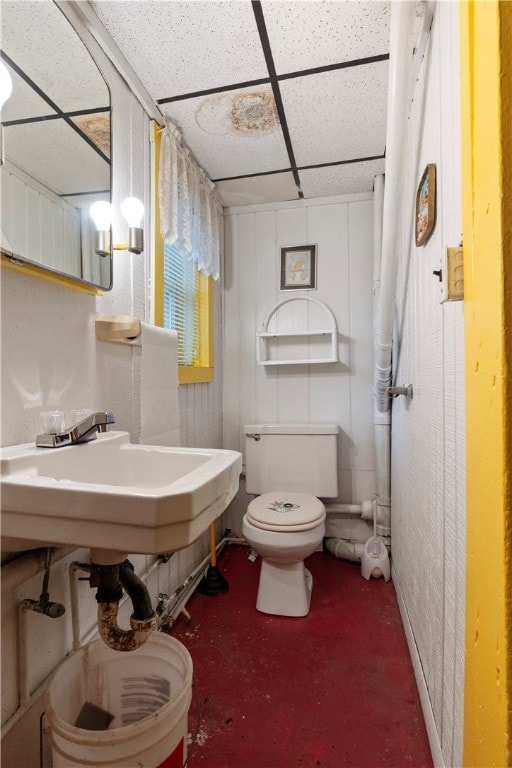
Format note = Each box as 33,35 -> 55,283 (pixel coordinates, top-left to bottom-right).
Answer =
1,254 -> 103,295
460,2 -> 512,765
179,365 -> 214,385
152,121 -> 215,384
154,121 -> 165,328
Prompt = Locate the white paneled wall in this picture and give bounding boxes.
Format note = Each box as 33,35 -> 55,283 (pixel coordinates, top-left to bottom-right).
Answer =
223,193 -> 376,531
391,4 -> 465,766
1,163 -> 81,278
177,250 -> 223,449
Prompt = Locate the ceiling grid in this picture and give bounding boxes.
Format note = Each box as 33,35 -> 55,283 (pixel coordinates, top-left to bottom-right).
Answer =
3,0 -> 401,206
88,0 -> 395,205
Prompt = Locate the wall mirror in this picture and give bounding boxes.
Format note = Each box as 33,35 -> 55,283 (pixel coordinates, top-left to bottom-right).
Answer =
0,0 -> 112,290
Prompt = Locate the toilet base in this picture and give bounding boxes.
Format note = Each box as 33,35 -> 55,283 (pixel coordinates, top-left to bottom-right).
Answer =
256,560 -> 313,617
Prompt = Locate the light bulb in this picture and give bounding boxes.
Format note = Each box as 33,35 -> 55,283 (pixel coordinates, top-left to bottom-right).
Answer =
121,197 -> 144,228
90,200 -> 112,231
0,61 -> 12,111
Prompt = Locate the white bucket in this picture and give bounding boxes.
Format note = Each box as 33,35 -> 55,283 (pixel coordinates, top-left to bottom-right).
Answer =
45,633 -> 192,768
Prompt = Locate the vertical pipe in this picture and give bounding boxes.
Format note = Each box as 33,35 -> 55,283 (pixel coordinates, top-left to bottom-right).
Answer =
373,174 -> 390,533
17,604 -> 30,708
372,2 -> 415,537
373,174 -> 385,342
69,563 -> 83,651
374,1 -> 416,413
209,522 -> 217,567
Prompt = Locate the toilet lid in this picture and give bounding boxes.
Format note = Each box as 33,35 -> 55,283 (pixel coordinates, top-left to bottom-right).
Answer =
247,492 -> 326,532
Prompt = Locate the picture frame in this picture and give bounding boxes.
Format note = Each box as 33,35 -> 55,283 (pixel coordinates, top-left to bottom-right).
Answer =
280,245 -> 317,290
415,164 -> 436,246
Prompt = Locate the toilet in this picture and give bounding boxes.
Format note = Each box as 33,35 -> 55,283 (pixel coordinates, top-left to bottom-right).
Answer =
242,423 -> 339,617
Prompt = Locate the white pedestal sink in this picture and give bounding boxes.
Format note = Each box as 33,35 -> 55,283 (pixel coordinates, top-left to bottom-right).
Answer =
1,431 -> 242,558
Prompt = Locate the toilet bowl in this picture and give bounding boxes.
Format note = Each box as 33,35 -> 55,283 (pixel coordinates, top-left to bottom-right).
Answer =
243,422 -> 338,617
242,492 -> 326,617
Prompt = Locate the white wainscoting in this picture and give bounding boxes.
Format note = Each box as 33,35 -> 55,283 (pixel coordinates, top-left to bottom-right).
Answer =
223,193 -> 376,510
1,162 -> 81,278
391,3 -> 465,766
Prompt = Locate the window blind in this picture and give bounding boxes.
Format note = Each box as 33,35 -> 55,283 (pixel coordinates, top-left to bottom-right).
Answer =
163,244 -> 198,365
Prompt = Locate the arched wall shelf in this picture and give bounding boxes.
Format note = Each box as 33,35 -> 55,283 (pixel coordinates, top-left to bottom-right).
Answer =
257,296 -> 338,366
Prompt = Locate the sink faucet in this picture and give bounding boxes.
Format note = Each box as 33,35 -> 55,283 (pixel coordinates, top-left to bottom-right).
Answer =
36,411 -> 115,448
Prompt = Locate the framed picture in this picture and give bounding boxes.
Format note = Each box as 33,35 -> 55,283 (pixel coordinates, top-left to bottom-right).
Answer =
415,164 -> 436,246
280,245 -> 317,290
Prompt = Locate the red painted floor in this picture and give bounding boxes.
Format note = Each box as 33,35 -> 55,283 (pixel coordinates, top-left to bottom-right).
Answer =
170,545 -> 433,768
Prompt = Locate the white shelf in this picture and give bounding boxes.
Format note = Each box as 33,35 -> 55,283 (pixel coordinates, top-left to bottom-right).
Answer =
259,329 -> 333,338
257,297 -> 338,366
259,356 -> 337,366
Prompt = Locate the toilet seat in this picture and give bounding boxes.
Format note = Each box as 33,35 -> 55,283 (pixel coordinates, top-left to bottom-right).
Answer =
246,492 -> 325,532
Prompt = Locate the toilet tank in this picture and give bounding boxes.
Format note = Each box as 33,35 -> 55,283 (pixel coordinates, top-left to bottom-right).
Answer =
243,423 -> 339,497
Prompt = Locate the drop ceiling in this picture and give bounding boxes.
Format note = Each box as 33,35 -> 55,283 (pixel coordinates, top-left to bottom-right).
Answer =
1,1 -> 427,209
90,0 -> 394,207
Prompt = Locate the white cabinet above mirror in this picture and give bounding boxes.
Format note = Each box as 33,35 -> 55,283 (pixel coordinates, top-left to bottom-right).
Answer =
0,0 -> 112,291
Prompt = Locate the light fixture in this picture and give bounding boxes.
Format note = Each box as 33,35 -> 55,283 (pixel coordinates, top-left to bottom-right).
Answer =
0,60 -> 13,110
0,60 -> 13,168
90,200 -> 112,257
90,197 -> 144,257
120,197 -> 144,255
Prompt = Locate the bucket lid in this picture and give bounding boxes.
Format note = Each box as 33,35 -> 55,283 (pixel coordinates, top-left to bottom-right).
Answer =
247,492 -> 325,531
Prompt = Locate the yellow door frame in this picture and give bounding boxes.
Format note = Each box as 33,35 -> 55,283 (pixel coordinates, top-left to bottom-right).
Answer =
460,2 -> 512,765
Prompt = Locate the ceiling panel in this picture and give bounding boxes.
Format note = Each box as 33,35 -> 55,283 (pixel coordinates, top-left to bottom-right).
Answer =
5,121 -> 110,196
1,65 -> 57,123
217,172 -> 298,208
161,84 -> 290,180
280,62 -> 388,167
262,0 -> 390,73
2,0 -> 108,113
91,0 -> 268,99
299,158 -> 385,199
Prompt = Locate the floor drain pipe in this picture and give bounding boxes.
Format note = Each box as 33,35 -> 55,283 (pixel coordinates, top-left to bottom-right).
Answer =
325,538 -> 364,563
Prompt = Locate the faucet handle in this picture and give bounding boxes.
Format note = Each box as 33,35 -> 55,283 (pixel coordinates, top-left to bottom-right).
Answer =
40,410 -> 65,435
97,411 -> 115,433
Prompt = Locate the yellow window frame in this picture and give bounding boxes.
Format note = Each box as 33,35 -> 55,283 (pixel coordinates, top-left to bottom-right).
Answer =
153,123 -> 214,384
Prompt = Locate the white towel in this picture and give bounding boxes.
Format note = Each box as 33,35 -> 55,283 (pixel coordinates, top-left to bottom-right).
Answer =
139,323 -> 180,446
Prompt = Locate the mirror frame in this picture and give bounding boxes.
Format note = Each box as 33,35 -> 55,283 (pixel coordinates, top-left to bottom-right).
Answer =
0,0 -> 113,292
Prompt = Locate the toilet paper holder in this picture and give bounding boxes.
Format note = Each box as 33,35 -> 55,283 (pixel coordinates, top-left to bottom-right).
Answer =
95,315 -> 141,345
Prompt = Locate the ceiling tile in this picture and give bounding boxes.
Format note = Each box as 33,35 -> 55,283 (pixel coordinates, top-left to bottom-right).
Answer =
1,66 -> 57,123
280,62 -> 388,167
299,158 -> 385,198
161,84 -> 290,179
5,121 -> 110,196
2,0 -> 108,113
262,1 -> 390,74
91,0 -> 268,99
218,172 -> 298,208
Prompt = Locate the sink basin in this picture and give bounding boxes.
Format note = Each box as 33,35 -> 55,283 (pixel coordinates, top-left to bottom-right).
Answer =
1,431 -> 242,556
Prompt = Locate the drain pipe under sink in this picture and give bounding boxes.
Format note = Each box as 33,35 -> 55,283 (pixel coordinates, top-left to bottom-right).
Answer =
91,557 -> 157,652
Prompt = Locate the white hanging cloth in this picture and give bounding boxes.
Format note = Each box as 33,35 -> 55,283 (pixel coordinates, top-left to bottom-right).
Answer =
159,118 -> 221,280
